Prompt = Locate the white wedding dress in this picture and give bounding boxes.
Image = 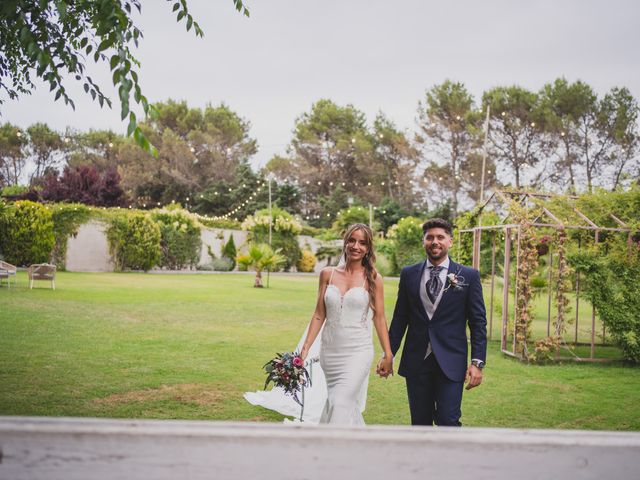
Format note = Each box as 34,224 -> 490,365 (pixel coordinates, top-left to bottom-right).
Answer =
319,269 -> 373,425
244,268 -> 372,425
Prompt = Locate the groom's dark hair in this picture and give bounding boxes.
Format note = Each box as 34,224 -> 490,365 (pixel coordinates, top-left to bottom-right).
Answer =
422,218 -> 453,237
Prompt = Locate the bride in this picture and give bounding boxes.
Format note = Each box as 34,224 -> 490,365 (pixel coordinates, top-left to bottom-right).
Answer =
299,223 -> 393,425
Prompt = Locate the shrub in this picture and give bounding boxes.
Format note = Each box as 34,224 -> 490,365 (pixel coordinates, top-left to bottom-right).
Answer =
40,165 -> 127,207
451,209 -> 502,275
236,253 -> 249,271
100,169 -> 128,207
2,187 -> 40,202
242,207 -> 302,271
196,262 -> 215,271
387,216 -> 425,270
196,258 -> 233,271
151,210 -> 201,270
236,243 -> 286,287
300,225 -> 322,237
331,206 -> 380,235
375,237 -> 399,275
314,244 -> 342,267
222,234 -> 237,269
211,256 -> 234,271
107,212 -> 161,271
376,197 -> 413,233
315,230 -> 341,241
0,185 -> 30,197
198,217 -> 241,230
570,250 -> 640,363
530,276 -> 548,291
374,252 -> 395,277
297,249 -> 317,272
0,200 -> 55,266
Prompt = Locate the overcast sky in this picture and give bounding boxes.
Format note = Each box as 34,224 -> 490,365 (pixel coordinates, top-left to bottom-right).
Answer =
4,0 -> 640,168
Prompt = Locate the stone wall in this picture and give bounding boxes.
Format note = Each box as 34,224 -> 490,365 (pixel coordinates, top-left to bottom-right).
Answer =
65,220 -> 115,272
64,221 -> 336,272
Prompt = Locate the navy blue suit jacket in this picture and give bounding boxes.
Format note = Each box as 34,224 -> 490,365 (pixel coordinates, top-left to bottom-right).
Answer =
389,259 -> 487,382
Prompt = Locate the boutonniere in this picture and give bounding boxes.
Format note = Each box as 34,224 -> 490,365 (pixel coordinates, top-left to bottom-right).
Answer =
443,269 -> 467,292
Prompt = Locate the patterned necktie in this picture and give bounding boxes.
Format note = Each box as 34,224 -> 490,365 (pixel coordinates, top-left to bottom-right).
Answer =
426,265 -> 444,304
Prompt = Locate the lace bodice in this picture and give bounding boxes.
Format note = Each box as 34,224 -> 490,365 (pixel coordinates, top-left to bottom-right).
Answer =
321,270 -> 373,347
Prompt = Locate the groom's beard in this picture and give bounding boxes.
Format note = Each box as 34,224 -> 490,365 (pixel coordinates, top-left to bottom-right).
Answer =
426,246 -> 448,262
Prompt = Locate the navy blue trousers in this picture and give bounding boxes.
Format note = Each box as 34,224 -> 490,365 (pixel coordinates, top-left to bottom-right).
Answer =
405,354 -> 463,426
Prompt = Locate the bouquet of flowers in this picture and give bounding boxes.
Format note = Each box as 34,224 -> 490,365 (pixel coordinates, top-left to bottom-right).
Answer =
263,352 -> 311,407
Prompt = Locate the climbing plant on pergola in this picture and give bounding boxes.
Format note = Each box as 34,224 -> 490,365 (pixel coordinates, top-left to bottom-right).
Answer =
457,190 -> 636,362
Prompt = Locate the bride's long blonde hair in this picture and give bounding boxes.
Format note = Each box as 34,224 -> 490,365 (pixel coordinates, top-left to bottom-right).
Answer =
342,223 -> 377,312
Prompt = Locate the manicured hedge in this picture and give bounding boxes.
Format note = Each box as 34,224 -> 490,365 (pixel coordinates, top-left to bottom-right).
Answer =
106,212 -> 161,271
152,210 -> 201,270
0,200 -> 55,266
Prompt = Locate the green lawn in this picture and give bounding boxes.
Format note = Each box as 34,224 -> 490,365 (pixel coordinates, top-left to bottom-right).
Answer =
1,271 -> 638,430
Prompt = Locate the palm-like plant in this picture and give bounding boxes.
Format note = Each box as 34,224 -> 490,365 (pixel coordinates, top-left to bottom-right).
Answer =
237,243 -> 286,288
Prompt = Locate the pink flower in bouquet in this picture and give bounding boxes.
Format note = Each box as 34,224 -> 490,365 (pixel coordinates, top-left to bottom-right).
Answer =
263,351 -> 311,408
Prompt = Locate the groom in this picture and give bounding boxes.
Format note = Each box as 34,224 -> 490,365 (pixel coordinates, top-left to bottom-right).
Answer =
379,218 -> 487,426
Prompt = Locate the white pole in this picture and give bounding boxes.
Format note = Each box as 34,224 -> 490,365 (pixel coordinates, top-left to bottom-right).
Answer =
268,176 -> 273,246
268,176 -> 273,288
479,105 -> 491,205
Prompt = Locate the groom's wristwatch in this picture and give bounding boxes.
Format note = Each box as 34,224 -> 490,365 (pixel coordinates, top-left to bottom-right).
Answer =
471,359 -> 485,369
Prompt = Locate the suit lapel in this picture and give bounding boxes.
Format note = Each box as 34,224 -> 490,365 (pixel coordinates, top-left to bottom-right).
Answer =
443,259 -> 460,299
412,261 -> 428,321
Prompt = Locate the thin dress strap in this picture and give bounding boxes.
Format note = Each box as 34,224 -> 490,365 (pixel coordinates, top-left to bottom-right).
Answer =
328,267 -> 336,285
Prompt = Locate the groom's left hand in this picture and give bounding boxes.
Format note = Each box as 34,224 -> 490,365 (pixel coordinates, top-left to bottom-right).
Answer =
465,364 -> 483,390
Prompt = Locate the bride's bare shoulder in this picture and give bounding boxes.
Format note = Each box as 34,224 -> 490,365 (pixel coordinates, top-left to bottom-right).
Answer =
319,267 -> 334,281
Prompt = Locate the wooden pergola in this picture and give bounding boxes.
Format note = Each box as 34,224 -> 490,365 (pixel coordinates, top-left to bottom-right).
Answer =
459,190 -> 634,361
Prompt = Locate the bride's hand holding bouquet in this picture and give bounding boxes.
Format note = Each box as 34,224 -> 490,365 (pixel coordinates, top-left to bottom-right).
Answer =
263,351 -> 310,406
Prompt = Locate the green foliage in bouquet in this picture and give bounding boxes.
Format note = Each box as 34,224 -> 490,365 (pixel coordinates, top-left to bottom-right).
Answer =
0,200 -> 54,266
107,212 -> 161,271
263,352 -> 310,406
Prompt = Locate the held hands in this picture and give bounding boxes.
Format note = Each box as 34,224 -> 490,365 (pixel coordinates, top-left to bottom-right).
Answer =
376,356 -> 393,378
465,364 -> 483,390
